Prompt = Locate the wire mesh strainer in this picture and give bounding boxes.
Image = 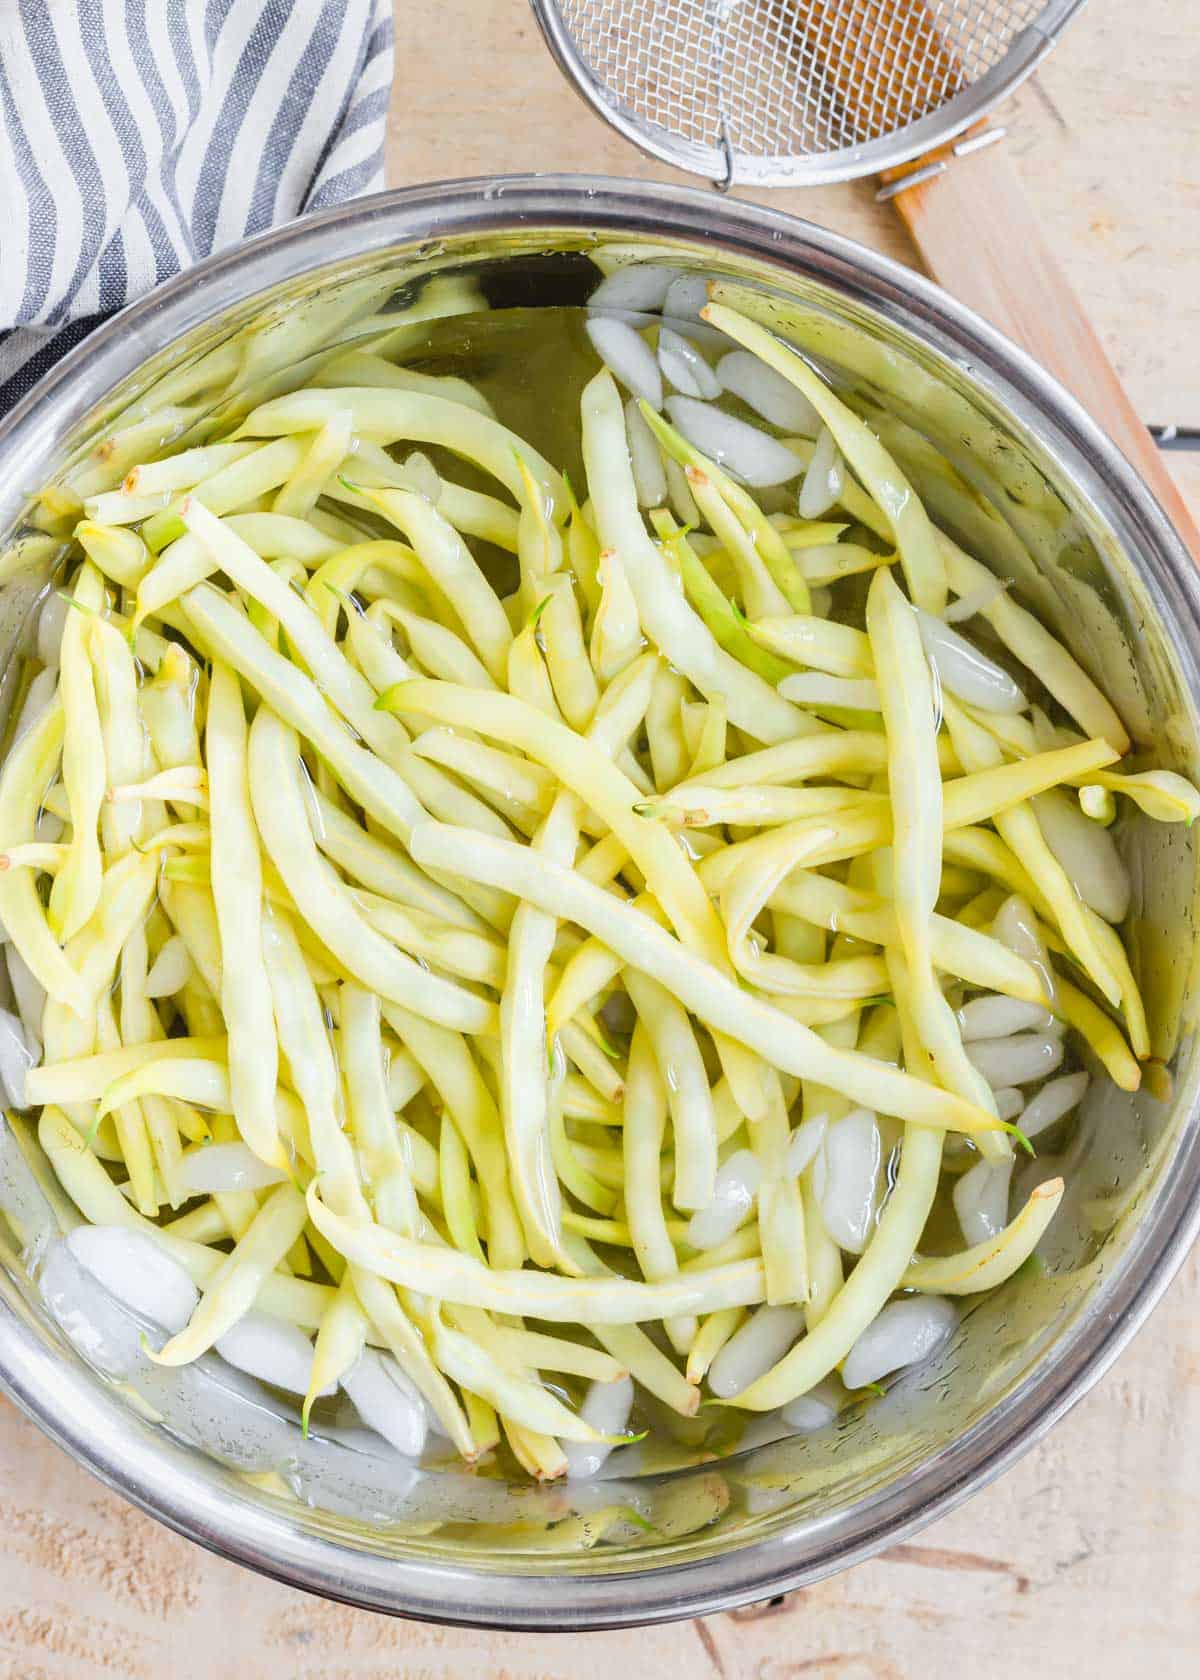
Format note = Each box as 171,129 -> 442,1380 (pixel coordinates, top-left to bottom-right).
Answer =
529,0 -> 1084,186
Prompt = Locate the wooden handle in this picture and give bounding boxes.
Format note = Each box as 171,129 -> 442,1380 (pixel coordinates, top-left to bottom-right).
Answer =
884,137 -> 1200,561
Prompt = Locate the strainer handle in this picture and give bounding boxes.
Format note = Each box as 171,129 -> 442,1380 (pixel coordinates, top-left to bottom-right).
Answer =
885,141 -> 1200,563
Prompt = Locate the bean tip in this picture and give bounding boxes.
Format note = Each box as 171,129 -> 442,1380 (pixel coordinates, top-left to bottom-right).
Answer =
1033,1175 -> 1065,1201
1010,1124 -> 1036,1158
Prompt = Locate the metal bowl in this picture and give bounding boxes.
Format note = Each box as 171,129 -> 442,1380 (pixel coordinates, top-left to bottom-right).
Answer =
0,177 -> 1196,1631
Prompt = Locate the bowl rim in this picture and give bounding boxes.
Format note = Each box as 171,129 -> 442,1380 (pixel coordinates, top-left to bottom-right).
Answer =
0,173 -> 1198,1631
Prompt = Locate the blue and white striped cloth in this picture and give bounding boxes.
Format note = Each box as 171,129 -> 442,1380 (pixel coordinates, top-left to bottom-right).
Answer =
0,0 -> 394,411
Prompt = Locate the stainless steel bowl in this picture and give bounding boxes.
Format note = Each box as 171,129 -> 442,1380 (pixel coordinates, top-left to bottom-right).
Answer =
0,177 -> 1197,1631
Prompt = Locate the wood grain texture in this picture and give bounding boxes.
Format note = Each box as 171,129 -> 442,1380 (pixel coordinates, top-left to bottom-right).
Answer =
2,0 -> 1198,1671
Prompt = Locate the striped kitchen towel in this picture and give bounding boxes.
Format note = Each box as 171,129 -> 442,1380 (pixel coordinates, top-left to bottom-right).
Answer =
0,0 -> 394,412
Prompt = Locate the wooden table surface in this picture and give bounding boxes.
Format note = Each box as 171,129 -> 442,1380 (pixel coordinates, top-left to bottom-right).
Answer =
2,1 -> 1198,1673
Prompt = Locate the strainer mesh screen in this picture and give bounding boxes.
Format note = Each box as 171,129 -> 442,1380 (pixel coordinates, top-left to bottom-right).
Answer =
554,0 -> 1049,160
